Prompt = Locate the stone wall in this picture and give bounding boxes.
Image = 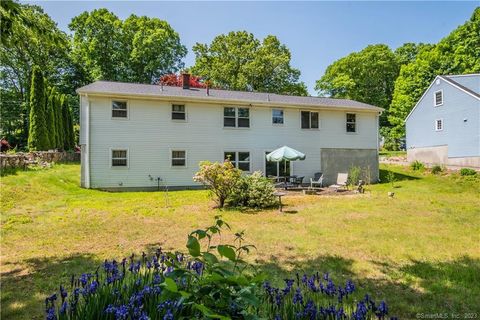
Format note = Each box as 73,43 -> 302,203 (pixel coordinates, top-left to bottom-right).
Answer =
0,151 -> 80,170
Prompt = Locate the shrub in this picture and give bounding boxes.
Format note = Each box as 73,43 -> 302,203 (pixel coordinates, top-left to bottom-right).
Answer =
228,171 -> 278,208
347,166 -> 361,187
193,160 -> 242,208
460,168 -> 477,176
386,171 -> 396,188
430,165 -> 443,175
410,160 -> 424,171
44,218 -> 395,319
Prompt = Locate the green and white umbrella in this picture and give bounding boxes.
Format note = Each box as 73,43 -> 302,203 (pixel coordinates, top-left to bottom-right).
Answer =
266,146 -> 306,162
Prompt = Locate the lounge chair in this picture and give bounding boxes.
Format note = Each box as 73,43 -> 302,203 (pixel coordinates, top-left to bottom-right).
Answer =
310,172 -> 324,189
330,173 -> 348,192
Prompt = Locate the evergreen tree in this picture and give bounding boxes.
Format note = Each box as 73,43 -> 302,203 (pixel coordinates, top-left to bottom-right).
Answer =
28,66 -> 48,151
61,96 -> 74,150
45,87 -> 55,149
56,94 -> 65,150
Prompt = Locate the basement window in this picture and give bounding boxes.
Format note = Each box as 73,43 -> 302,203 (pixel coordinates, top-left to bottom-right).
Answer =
111,149 -> 128,167
112,101 -> 128,118
171,150 -> 186,167
434,90 -> 443,106
172,104 -> 186,120
224,151 -> 250,171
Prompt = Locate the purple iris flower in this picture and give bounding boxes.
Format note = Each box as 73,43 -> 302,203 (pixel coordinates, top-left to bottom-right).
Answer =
293,288 -> 303,305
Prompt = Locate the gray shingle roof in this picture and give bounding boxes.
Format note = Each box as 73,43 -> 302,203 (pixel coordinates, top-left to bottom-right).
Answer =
77,81 -> 383,112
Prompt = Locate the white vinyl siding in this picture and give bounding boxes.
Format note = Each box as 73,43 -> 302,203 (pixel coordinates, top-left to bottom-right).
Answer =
87,97 -> 378,188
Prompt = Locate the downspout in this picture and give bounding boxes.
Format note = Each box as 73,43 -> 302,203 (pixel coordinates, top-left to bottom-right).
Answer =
85,94 -> 91,188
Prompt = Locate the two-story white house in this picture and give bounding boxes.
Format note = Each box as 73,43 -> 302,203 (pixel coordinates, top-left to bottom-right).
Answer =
77,77 -> 383,190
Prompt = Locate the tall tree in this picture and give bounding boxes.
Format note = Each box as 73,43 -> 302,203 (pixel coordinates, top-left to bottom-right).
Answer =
69,9 -> 186,84
191,31 -> 307,96
56,94 -> 65,150
388,7 -> 480,143
315,44 -> 400,126
44,87 -> 55,149
0,3 -> 72,149
28,66 -> 48,151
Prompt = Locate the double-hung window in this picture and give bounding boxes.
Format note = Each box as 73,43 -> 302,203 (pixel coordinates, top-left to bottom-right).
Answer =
224,107 -> 250,128
435,119 -> 443,131
301,111 -> 319,129
434,90 -> 443,106
172,104 -> 186,120
346,113 -> 356,133
112,101 -> 127,118
272,109 -> 284,124
171,150 -> 186,167
111,149 -> 128,167
224,151 -> 250,171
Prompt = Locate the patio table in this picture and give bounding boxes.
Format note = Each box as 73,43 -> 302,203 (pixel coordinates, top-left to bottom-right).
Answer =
273,191 -> 287,212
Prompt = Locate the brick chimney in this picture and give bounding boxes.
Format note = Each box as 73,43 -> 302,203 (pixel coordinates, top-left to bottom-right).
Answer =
182,73 -> 190,89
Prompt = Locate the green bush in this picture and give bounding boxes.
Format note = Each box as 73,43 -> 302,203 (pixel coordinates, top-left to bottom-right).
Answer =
431,165 -> 443,175
460,168 -> 477,176
229,171 -> 278,208
410,160 -> 425,171
347,166 -> 361,187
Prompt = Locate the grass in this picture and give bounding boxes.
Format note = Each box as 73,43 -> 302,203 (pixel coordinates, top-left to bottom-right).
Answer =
379,150 -> 406,157
1,163 -> 479,319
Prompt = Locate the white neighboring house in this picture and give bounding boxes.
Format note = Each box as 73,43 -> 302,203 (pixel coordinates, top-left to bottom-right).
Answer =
77,77 -> 383,190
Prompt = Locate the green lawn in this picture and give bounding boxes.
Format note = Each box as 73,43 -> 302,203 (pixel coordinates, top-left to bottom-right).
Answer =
1,164 -> 479,319
379,150 -> 407,157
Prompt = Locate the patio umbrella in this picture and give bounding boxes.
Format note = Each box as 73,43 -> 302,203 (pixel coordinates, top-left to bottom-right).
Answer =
266,146 -> 306,188
266,146 -> 306,162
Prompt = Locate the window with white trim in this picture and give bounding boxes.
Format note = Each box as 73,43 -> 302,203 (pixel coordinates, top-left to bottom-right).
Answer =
346,113 -> 356,133
224,151 -> 250,171
111,149 -> 128,167
171,150 -> 186,167
272,109 -> 284,124
224,107 -> 250,128
301,111 -> 319,129
112,101 -> 127,118
172,104 -> 186,120
435,119 -> 443,131
434,90 -> 443,106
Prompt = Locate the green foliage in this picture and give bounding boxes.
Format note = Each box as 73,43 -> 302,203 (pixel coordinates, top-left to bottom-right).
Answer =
411,160 -> 425,171
191,31 -> 307,95
347,166 -> 362,187
193,160 -> 243,208
69,9 -> 187,84
45,88 -> 56,149
0,3 -> 73,148
61,97 -> 75,150
228,171 -> 278,209
431,165 -> 443,175
386,171 -> 396,188
388,8 -> 480,140
315,44 -> 399,126
55,95 -> 65,149
460,168 -> 477,176
28,66 -> 49,151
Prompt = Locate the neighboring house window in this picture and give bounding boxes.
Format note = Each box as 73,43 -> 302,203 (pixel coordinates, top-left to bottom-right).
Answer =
435,119 -> 443,131
301,111 -> 319,129
112,101 -> 127,118
434,90 -> 443,106
171,150 -> 186,167
346,113 -> 356,133
272,109 -> 284,124
111,149 -> 128,167
224,151 -> 250,171
172,104 -> 186,120
224,107 -> 250,128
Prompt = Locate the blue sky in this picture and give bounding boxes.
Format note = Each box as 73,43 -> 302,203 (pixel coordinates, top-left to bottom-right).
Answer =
27,1 -> 478,95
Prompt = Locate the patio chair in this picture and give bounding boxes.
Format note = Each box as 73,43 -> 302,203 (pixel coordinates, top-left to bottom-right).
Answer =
330,173 -> 348,192
310,172 -> 324,188
293,176 -> 304,187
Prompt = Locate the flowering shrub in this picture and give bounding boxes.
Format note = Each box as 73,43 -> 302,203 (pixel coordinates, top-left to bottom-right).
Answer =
193,160 -> 242,208
44,217 -> 396,319
260,274 -> 395,320
228,171 -> 278,209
